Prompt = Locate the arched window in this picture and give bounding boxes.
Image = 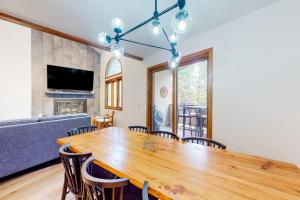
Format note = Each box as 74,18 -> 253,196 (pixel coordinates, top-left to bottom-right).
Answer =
105,57 -> 122,110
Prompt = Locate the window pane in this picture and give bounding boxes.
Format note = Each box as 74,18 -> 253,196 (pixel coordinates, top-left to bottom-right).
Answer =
178,60 -> 207,105
107,83 -> 112,106
118,80 -> 122,108
106,58 -> 122,77
113,81 -> 118,107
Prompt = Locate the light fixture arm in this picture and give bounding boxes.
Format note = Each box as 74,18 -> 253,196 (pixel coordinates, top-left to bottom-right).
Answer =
116,0 -> 185,54
101,0 -> 188,68
119,2 -> 180,38
160,23 -> 172,48
120,38 -> 172,52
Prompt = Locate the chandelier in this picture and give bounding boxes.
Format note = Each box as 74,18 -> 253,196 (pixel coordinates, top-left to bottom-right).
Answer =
97,0 -> 192,68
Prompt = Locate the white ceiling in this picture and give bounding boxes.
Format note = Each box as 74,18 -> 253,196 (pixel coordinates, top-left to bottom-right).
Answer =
0,0 -> 279,58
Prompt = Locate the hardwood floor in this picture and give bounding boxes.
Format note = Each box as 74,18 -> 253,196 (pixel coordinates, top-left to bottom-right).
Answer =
0,164 -> 73,200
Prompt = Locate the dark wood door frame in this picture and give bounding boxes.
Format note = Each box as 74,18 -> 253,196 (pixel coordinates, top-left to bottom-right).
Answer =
147,48 -> 213,139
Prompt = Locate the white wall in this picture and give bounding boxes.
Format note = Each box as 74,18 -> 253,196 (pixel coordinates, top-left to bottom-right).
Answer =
144,0 -> 300,166
0,20 -> 31,120
99,50 -> 146,129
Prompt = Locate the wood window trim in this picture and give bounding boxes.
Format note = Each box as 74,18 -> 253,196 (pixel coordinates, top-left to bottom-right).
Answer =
105,77 -> 123,111
105,57 -> 123,79
147,48 -> 213,139
105,57 -> 123,111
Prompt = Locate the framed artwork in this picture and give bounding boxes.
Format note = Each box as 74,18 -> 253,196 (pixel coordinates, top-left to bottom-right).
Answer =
160,86 -> 168,98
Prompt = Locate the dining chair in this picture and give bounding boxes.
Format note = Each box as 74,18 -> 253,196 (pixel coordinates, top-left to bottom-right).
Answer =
128,126 -> 148,133
95,110 -> 115,129
178,104 -> 199,137
81,157 -> 151,200
182,137 -> 226,149
152,130 -> 179,140
59,143 -> 92,200
177,104 -> 188,134
67,125 -> 97,137
186,108 -> 204,137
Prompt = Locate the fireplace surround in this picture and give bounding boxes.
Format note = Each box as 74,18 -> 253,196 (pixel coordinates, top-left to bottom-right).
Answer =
31,30 -> 100,117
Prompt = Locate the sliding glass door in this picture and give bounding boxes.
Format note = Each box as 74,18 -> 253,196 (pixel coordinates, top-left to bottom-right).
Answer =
147,48 -> 213,139
177,59 -> 208,138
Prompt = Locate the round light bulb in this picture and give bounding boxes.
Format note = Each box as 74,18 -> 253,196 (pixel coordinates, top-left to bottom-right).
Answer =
169,34 -> 179,44
111,18 -> 125,33
169,60 -> 177,69
150,19 -> 162,35
178,21 -> 187,31
168,52 -> 181,69
171,9 -> 192,34
174,52 -> 181,63
97,32 -> 111,46
111,43 -> 124,58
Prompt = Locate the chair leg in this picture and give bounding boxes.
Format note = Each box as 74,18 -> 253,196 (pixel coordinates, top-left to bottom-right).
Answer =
82,188 -> 86,200
61,174 -> 68,200
81,184 -> 87,200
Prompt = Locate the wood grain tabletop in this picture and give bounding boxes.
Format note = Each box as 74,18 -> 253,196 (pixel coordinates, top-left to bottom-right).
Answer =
57,127 -> 300,200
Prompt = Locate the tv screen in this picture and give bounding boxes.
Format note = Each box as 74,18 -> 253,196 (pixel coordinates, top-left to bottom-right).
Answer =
47,65 -> 94,91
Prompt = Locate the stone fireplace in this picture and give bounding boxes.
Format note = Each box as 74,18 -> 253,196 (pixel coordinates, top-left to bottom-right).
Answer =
54,99 -> 87,115
31,30 -> 100,117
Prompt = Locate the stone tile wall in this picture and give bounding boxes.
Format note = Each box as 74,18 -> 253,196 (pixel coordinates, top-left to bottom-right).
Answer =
31,30 -> 100,117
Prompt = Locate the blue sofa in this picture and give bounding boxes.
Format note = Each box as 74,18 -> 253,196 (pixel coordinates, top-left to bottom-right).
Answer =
0,114 -> 91,178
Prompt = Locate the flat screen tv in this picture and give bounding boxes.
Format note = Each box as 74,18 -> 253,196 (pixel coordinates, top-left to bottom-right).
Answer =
47,65 -> 94,91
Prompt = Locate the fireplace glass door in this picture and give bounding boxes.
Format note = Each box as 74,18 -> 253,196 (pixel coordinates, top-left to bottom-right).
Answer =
54,99 -> 87,115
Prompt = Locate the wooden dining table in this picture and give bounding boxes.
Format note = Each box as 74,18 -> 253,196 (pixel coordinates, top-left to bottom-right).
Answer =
56,127 -> 300,200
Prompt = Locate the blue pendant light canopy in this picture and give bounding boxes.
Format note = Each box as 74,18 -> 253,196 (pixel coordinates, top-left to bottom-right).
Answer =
97,0 -> 191,68
150,19 -> 162,35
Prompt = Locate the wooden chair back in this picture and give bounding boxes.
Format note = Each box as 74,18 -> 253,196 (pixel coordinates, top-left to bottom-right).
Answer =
182,137 -> 226,149
82,157 -> 151,200
81,157 -> 129,200
67,125 -> 97,137
104,110 -> 114,127
128,126 -> 148,133
152,130 -> 179,140
59,144 -> 92,198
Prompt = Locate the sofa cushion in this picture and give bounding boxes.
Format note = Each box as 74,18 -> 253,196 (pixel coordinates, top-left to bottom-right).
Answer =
0,118 -> 38,127
38,113 -> 88,122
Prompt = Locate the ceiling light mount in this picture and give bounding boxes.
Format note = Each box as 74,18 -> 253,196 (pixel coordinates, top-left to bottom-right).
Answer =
178,0 -> 186,10
97,0 -> 192,68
